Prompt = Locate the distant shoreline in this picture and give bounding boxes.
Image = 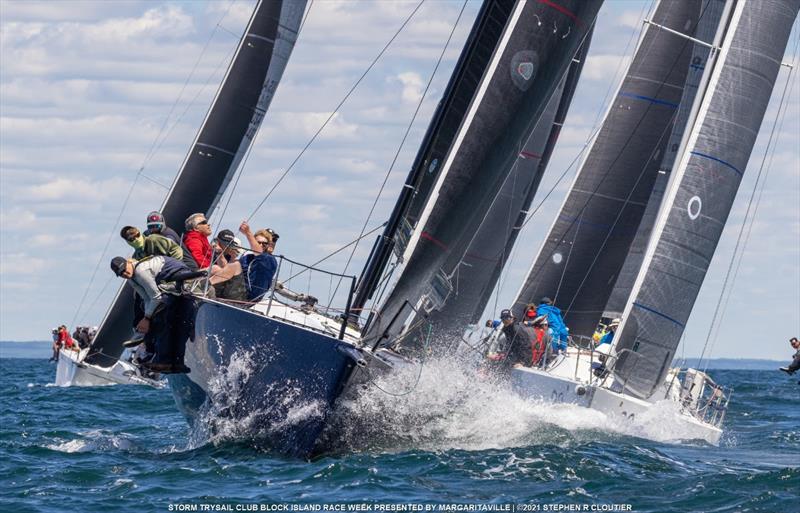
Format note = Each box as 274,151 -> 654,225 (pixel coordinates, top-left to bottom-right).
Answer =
0,341 -> 787,369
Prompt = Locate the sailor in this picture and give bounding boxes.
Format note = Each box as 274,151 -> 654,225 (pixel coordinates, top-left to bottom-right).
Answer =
537,297 -> 569,353
779,337 -> 800,380
598,318 -> 621,345
143,211 -> 181,245
522,303 -> 538,326
214,229 -> 240,264
498,309 -> 535,368
110,255 -> 198,374
210,222 -> 278,302
183,213 -> 213,269
210,229 -> 248,300
531,315 -> 553,367
120,226 -> 183,261
49,328 -> 60,361
57,325 -> 77,352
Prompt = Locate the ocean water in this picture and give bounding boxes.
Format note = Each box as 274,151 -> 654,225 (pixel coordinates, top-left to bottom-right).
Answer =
1,357 -> 798,513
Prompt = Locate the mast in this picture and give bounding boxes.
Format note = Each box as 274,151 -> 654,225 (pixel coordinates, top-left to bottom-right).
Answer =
511,0 -> 701,340
368,0 -> 604,345
87,0 -> 307,366
611,0 -> 799,399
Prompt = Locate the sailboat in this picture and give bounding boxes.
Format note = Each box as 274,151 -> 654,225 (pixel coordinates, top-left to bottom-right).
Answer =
164,0 -> 603,458
505,0 -> 798,445
55,0 -> 307,387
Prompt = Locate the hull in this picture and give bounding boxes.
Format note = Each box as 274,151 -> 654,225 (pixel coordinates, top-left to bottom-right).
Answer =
509,349 -> 723,445
55,348 -> 163,388
168,298 -> 363,458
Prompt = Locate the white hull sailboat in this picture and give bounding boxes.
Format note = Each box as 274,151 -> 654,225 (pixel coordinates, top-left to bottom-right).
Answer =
55,347 -> 163,388
465,0 -> 796,446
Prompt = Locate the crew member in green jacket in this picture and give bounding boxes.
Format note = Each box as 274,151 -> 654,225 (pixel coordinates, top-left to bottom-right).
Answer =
120,225 -> 183,261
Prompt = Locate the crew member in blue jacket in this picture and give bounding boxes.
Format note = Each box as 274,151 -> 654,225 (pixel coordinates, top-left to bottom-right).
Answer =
537,297 -> 569,353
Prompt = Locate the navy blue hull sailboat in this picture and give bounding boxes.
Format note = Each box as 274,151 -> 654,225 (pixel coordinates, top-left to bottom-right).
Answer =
79,0 -> 602,458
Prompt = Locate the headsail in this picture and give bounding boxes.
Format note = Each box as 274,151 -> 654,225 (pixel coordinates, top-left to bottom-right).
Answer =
368,0 -> 604,344
425,33 -> 593,336
87,0 -> 307,366
604,0 -> 728,319
612,0 -> 800,399
352,0 -> 518,321
511,0 -> 701,341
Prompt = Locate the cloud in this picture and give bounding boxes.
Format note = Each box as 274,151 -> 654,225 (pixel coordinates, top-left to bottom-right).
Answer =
394,71 -> 424,104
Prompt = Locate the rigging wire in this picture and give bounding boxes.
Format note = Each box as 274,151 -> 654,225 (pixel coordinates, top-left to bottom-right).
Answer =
698,33 -> 799,370
243,0 -> 427,223
327,0 -> 470,308
70,3 -> 240,326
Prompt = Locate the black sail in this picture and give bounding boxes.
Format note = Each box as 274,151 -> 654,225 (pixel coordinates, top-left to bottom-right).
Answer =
512,0 -> 700,341
612,0 -> 800,399
369,0 -> 604,343
87,0 -> 306,366
604,0 -> 726,319
352,0 -> 517,320
426,33 -> 592,337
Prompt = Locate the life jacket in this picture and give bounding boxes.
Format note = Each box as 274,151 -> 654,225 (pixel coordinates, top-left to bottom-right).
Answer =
531,327 -> 546,365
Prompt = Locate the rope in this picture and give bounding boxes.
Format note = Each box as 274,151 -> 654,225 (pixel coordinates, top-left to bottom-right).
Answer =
698,34 -> 799,370
244,0 -> 427,222
328,0 -> 469,309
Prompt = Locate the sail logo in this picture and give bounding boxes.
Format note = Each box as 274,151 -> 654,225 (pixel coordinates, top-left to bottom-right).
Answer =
510,50 -> 539,91
517,62 -> 535,80
687,196 -> 702,220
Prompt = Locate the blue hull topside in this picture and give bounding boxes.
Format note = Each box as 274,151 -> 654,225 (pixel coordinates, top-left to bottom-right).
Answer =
168,299 -> 362,458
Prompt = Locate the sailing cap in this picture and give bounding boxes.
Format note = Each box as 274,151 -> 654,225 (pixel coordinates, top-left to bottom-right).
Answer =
540,296 -> 553,305
216,229 -> 236,246
146,211 -> 165,229
533,315 -> 549,326
266,228 -> 279,242
609,318 -> 622,327
110,256 -> 128,276
500,309 -> 514,320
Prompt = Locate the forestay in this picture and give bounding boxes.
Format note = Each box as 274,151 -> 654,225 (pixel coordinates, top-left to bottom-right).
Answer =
612,0 -> 800,399
87,0 -> 307,366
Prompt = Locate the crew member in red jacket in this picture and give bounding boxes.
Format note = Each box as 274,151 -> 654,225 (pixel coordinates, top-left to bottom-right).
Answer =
183,213 -> 213,268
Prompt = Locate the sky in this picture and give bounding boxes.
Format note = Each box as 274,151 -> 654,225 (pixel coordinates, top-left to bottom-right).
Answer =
0,0 -> 798,360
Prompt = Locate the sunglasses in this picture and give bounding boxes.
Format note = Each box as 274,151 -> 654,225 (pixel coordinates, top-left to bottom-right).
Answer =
125,233 -> 140,242
197,220 -> 209,226
257,239 -> 271,247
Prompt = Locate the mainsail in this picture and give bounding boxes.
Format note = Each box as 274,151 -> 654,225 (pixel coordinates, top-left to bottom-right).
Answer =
367,0 -> 604,343
512,0 -> 701,340
605,0 -> 727,318
425,34 -> 593,336
87,0 -> 307,366
612,0 -> 799,399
